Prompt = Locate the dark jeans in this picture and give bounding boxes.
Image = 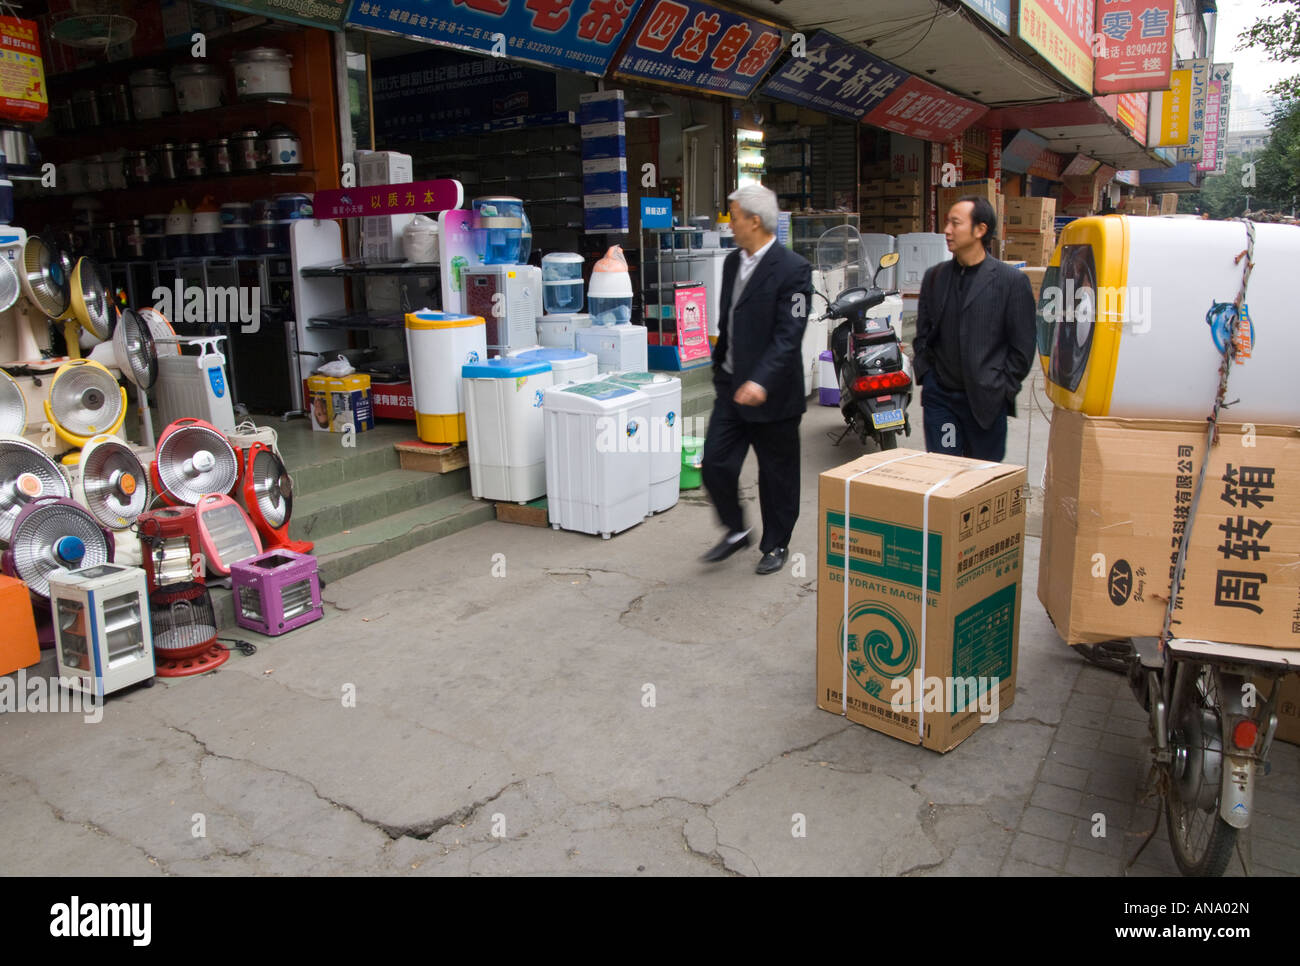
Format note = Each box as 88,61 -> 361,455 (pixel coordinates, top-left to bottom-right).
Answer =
920,373 -> 1008,462
702,380 -> 801,553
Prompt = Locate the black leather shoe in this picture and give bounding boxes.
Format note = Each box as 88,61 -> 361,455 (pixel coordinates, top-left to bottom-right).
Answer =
755,548 -> 788,575
701,531 -> 751,562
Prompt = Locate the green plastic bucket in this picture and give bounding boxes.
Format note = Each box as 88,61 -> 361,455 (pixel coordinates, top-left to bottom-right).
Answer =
681,436 -> 704,489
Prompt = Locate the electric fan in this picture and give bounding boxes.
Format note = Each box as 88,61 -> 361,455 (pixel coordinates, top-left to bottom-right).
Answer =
51,4 -> 139,51
42,359 -> 128,464
0,248 -> 20,314
138,307 -> 180,357
191,493 -> 262,576
20,235 -> 71,323
70,434 -> 149,566
151,417 -> 239,506
149,582 -> 228,677
238,442 -> 312,553
0,435 -> 72,545
1,496 -> 114,643
49,563 -> 155,697
60,258 -> 113,360
0,368 -> 26,434
136,506 -> 202,593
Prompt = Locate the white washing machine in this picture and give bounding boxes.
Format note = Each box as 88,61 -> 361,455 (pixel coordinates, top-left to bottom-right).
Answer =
601,371 -> 680,514
542,380 -> 650,539
511,347 -> 598,386
577,323 -> 647,374
462,357 -> 553,503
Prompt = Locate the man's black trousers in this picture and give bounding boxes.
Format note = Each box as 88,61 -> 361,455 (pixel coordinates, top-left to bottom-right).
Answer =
702,378 -> 802,554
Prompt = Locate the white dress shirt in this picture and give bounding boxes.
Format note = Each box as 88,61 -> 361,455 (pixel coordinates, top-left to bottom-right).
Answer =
738,236 -> 776,284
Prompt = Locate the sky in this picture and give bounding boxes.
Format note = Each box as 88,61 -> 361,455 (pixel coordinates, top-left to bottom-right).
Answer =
1212,0 -> 1295,131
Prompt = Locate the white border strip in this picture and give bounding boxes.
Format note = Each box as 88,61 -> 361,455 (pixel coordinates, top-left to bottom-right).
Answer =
840,452 -> 928,713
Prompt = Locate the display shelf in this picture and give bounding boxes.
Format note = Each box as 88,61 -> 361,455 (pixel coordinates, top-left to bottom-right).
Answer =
307,311 -> 408,330
300,259 -> 441,279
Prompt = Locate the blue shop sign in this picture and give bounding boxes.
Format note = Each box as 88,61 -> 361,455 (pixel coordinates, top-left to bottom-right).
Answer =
347,0 -> 644,76
640,198 -> 673,228
614,0 -> 787,99
957,0 -> 1011,35
760,30 -> 909,122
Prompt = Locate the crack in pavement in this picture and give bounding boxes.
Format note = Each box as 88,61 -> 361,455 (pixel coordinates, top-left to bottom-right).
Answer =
166,721 -> 525,844
3,769 -> 168,873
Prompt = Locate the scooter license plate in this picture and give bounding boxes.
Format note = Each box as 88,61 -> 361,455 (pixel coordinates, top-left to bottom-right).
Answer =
871,408 -> 904,430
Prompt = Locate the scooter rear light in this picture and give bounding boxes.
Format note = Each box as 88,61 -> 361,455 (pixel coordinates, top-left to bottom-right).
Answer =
1233,719 -> 1258,749
853,371 -> 912,395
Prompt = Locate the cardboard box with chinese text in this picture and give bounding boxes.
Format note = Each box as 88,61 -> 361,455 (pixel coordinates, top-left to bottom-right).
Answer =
1039,411 -> 1300,648
817,451 -> 1025,752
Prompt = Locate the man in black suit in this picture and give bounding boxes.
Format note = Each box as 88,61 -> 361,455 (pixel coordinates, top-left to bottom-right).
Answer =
701,184 -> 812,575
912,196 -> 1036,462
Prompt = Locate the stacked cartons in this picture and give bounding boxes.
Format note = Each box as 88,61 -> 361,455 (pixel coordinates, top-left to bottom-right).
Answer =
862,176 -> 924,235
1002,195 -> 1056,267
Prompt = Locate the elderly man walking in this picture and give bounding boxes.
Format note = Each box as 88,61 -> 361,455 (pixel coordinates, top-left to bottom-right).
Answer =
700,184 -> 812,576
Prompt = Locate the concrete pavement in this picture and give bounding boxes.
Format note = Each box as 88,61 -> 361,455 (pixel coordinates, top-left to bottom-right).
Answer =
1,371 -> 1296,876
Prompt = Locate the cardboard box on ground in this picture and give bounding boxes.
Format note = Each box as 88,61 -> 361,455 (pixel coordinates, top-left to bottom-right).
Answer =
1040,410 -> 1300,649
817,451 -> 1027,753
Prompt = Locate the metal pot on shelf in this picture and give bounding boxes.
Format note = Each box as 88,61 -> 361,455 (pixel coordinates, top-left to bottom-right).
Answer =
98,83 -> 133,125
231,47 -> 293,100
261,124 -> 302,171
130,68 -> 176,119
124,150 -> 156,187
205,137 -> 233,175
0,126 -> 39,175
229,129 -> 263,172
180,142 -> 207,180
153,142 -> 182,182
71,89 -> 101,128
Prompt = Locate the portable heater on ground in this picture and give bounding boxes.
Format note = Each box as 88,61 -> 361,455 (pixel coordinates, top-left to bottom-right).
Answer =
1,435 -> 72,545
0,367 -> 27,434
66,434 -> 150,567
149,582 -> 227,676
231,549 -> 322,636
191,493 -> 262,576
236,441 -> 311,553
151,417 -> 240,507
1,495 -> 115,644
154,335 -> 236,435
0,573 -> 40,675
49,563 -> 155,698
137,506 -> 202,593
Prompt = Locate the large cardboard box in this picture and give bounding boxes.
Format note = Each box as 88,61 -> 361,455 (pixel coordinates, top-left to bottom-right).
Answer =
1160,192 -> 1179,215
881,216 -> 924,235
1004,196 -> 1057,233
1003,231 -> 1055,267
883,196 -> 923,218
817,451 -> 1027,753
861,196 -> 886,217
881,176 -> 923,198
859,180 -> 885,198
1040,411 -> 1300,649
1020,266 -> 1047,301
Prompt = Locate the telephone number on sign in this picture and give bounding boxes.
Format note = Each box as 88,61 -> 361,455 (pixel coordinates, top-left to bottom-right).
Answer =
1123,41 -> 1168,56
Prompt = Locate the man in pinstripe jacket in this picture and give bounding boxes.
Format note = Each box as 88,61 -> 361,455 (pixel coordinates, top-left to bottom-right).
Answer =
912,196 -> 1036,462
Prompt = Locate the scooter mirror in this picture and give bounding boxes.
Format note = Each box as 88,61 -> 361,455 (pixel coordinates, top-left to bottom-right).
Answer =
874,251 -> 900,287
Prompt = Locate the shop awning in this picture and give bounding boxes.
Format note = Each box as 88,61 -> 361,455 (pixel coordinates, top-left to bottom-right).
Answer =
729,0 -> 1075,106
981,97 -> 1170,171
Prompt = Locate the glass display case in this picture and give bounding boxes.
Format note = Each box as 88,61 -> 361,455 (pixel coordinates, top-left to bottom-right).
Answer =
790,212 -> 860,264
736,128 -> 765,190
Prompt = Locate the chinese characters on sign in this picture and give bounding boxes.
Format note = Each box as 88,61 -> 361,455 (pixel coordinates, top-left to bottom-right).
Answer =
1018,0 -> 1096,93
1197,80 -> 1221,173
1093,0 -> 1175,94
761,31 -> 908,121
313,180 -> 465,219
1212,63 -> 1232,173
1213,462 -> 1276,615
1176,59 -> 1209,163
347,0 -> 643,76
616,0 -> 785,98
958,0 -> 1011,35
1150,67 -> 1191,147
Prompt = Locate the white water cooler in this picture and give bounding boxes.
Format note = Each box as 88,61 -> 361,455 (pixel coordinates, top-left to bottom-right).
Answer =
512,347 -> 598,386
603,371 -> 681,513
404,310 -> 488,444
462,357 -> 553,503
536,312 -> 592,349
577,323 -> 648,374
543,381 -> 650,538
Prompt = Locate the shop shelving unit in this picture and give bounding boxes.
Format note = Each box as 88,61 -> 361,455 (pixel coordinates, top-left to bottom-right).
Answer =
638,227 -> 713,371
767,131 -> 812,210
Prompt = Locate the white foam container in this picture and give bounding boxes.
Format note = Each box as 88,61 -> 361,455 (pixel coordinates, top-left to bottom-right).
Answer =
537,312 -> 593,349
543,381 -> 650,538
462,357 -> 552,503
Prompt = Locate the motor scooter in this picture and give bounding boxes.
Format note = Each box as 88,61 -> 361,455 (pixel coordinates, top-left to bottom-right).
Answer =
815,227 -> 911,450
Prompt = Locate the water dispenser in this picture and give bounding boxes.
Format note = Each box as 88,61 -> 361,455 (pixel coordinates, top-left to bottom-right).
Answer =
542,252 -> 584,315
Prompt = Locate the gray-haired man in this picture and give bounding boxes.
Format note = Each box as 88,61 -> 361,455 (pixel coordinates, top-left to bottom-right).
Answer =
701,184 -> 812,575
